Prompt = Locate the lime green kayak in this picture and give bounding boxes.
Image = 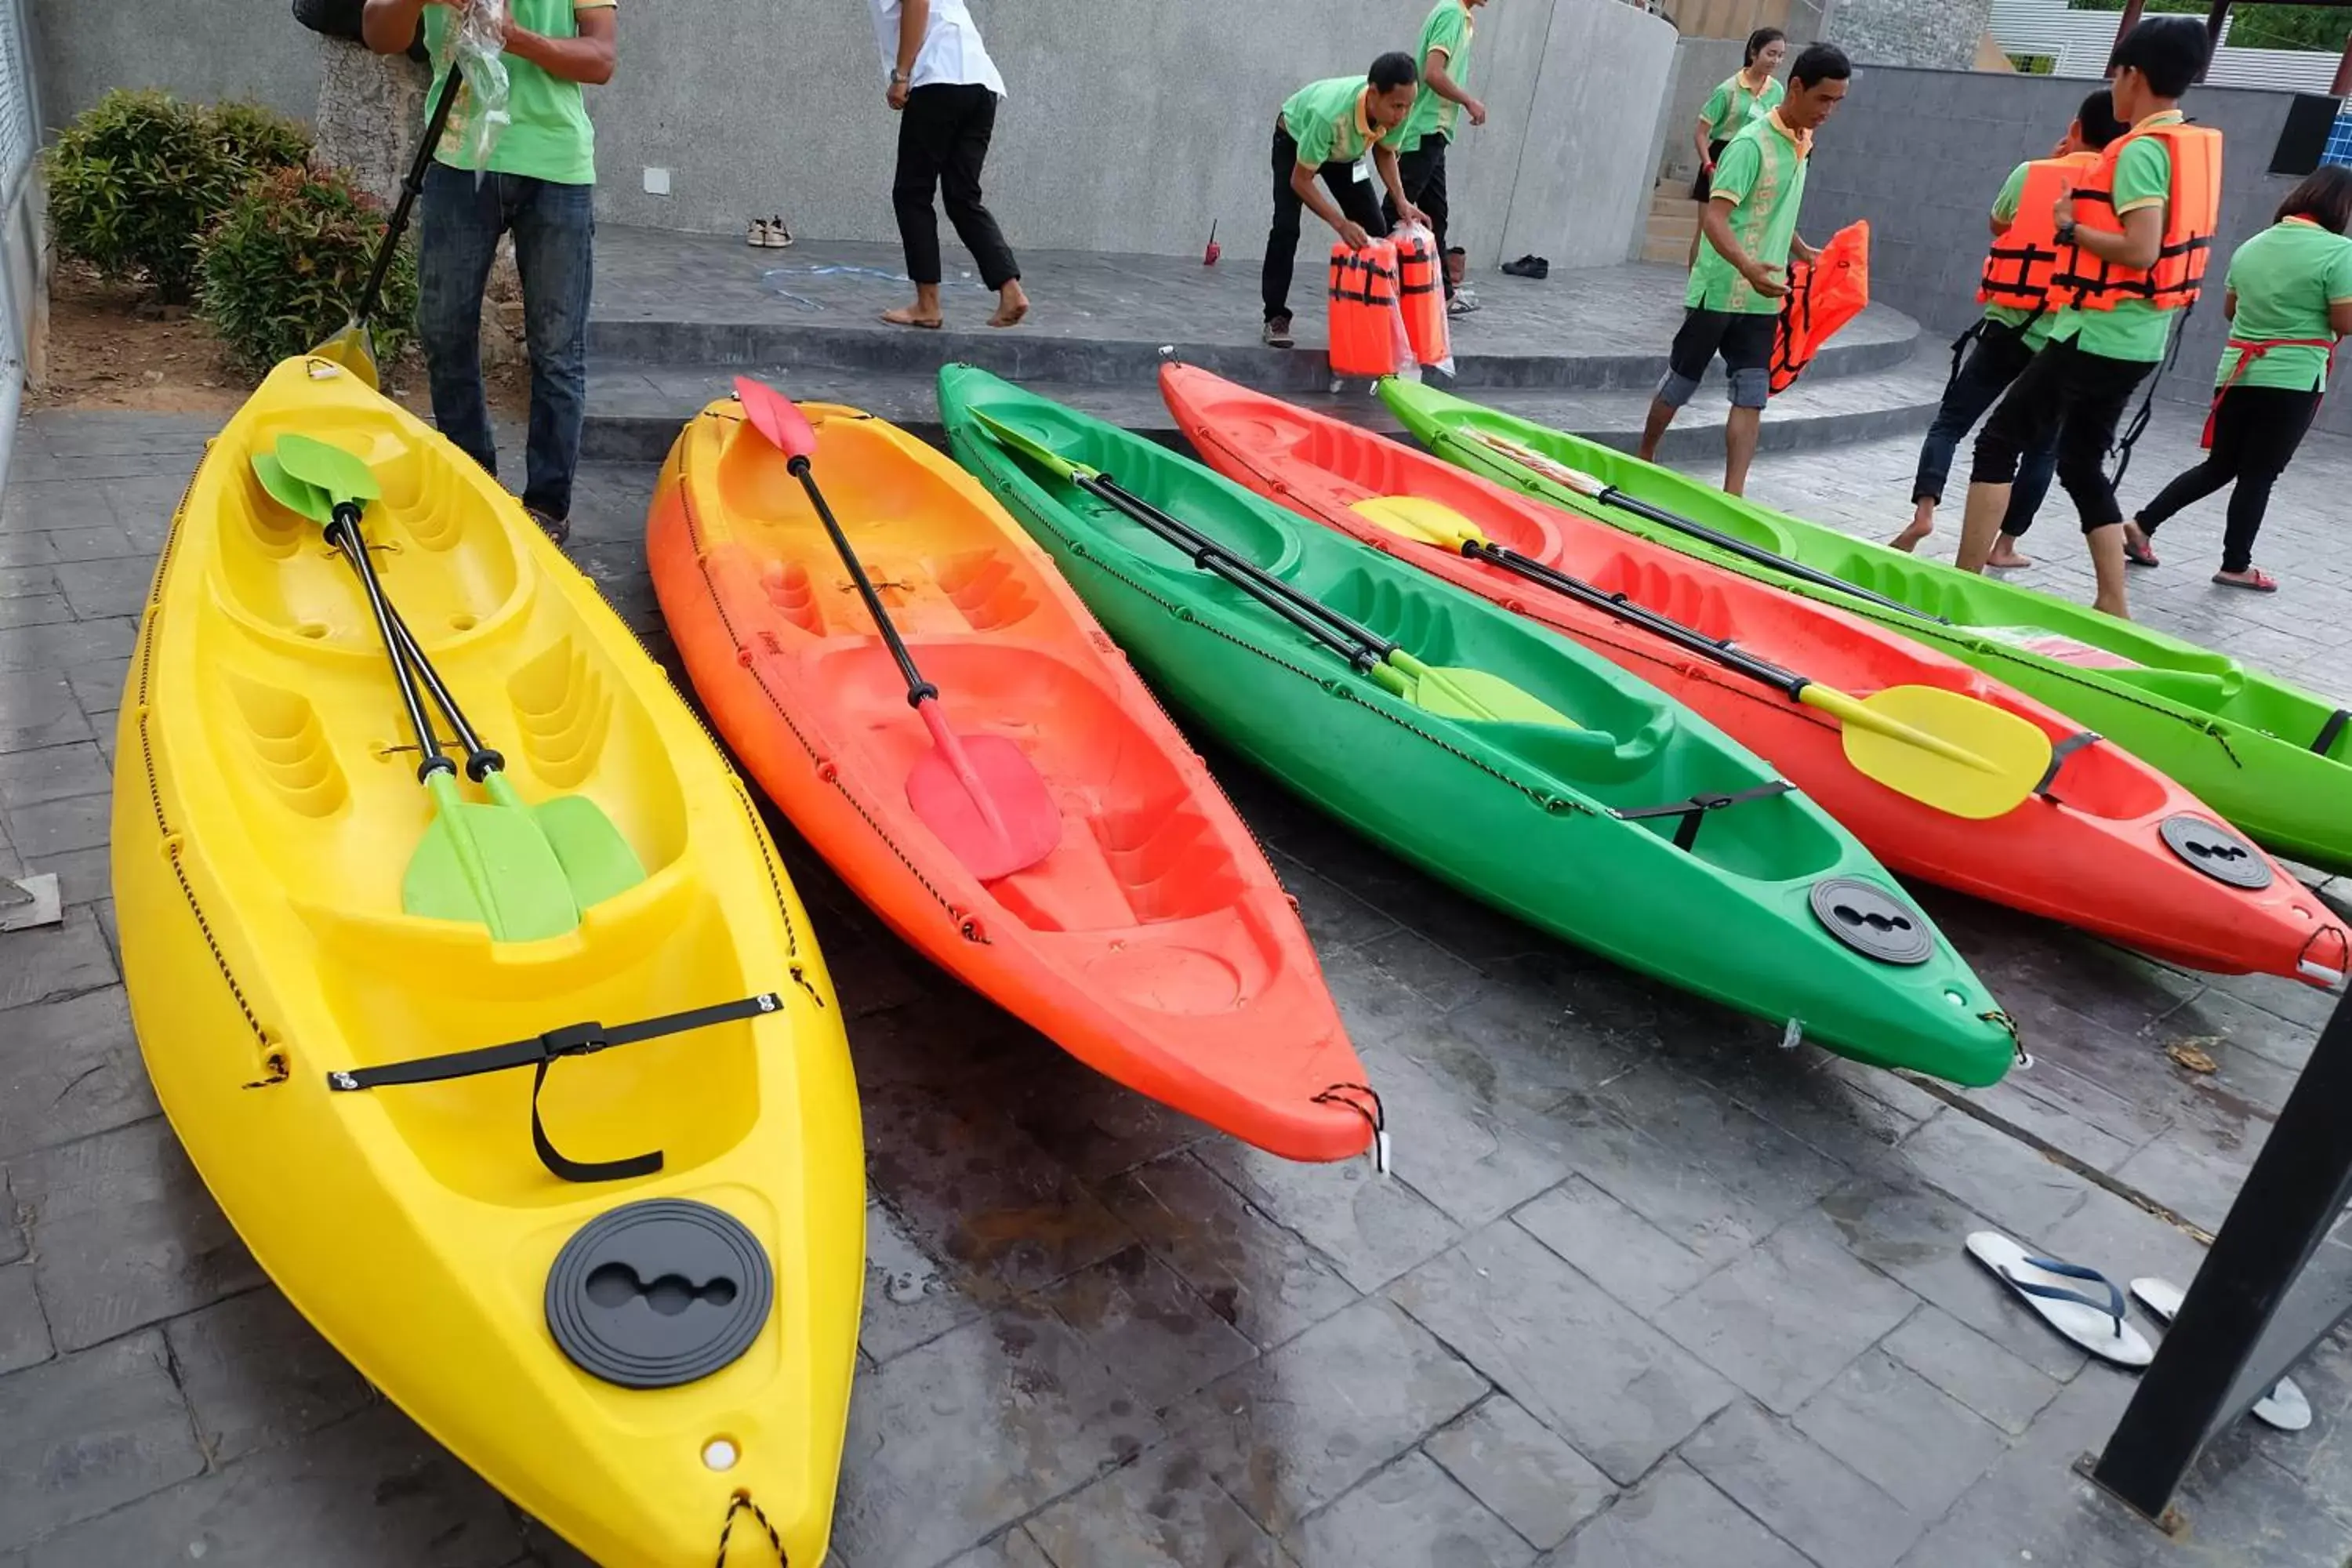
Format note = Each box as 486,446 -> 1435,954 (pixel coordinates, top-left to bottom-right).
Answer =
1385,377 -> 2352,877
939,365 -> 2019,1087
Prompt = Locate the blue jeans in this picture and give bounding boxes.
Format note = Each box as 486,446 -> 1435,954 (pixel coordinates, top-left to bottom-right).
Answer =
418,165 -> 593,521
1914,319 -> 2058,538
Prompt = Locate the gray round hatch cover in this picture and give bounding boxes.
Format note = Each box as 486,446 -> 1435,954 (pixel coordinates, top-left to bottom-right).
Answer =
546,1200 -> 772,1389
1809,877 -> 1936,966
2158,815 -> 2272,890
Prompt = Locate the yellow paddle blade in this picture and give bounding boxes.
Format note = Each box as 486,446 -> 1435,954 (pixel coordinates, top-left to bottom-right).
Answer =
1809,684 -> 2055,821
307,321 -> 381,390
1349,495 -> 1489,551
1385,652 -> 1582,730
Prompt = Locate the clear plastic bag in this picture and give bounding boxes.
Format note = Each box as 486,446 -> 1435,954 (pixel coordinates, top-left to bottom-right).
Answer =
451,0 -> 512,172
1392,222 -> 1454,379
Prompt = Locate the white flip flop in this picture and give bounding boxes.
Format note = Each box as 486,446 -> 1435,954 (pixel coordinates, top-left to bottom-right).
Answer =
2129,1277 -> 2314,1432
1967,1232 -> 2153,1367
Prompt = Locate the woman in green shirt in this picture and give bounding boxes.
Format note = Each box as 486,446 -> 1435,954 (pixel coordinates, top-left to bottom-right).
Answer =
1688,28 -> 1786,267
2124,166 -> 2352,592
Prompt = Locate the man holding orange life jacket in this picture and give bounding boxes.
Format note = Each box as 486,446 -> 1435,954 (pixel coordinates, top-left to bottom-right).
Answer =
1261,55 -> 1429,350
1891,90 -> 2124,564
1952,16 -> 2220,621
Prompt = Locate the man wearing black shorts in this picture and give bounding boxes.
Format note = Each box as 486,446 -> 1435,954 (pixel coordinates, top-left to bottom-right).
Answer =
1639,43 -> 1849,495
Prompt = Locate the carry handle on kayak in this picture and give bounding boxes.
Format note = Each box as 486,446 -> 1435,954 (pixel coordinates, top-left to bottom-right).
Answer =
1471,432 -> 1950,627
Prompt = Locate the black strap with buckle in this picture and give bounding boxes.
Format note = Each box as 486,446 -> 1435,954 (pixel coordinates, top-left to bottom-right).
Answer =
1613,780 -> 1795,852
326,992 -> 782,1183
2034,730 -> 2103,801
2314,708 -> 2349,760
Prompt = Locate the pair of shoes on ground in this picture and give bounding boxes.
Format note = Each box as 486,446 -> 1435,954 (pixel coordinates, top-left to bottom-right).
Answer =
1967,1231 -> 2311,1430
746,215 -> 794,249
1501,254 -> 1549,280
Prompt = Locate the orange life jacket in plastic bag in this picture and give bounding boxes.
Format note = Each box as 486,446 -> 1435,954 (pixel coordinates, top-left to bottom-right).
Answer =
1771,220 -> 1869,394
1979,152 -> 2099,311
1327,241 -> 1403,378
2052,123 -> 2222,314
1392,228 -> 1450,369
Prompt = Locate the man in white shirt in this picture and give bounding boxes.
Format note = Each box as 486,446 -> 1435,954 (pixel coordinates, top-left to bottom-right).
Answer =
872,0 -> 1029,328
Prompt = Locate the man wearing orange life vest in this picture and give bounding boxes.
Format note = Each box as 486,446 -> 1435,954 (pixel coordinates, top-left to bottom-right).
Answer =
1953,16 -> 2220,621
1891,89 -> 2125,562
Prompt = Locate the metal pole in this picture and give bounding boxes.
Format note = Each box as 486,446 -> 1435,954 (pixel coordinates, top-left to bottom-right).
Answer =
2107,0 -> 2149,77
2200,0 -> 2230,82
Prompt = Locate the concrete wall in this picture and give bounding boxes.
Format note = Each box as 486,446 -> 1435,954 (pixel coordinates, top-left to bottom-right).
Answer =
31,0 -> 321,130
1824,0 -> 1996,69
27,0 -> 1674,270
1800,66 -> 2350,431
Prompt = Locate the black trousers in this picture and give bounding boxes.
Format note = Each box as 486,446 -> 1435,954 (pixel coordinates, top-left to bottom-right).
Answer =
1385,134 -> 1452,299
1912,319 -> 2057,536
1970,336 -> 2152,534
1264,122 -> 1386,324
893,82 -> 1019,290
2136,383 -> 2321,572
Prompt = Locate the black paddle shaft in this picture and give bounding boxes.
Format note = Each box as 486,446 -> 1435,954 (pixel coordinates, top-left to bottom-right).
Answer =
352,65 -> 463,332
788,456 -> 938,707
328,504 -> 455,782
1085,474 -> 1399,663
1593,481 -> 1946,626
343,555 -> 506,782
1465,541 -> 1809,701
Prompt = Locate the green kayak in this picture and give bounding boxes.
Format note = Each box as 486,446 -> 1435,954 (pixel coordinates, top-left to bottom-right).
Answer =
939,365 -> 2019,1087
1385,377 -> 2352,877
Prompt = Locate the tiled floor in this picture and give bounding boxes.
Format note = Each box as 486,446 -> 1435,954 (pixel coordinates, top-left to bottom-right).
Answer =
2,398 -> 2349,1567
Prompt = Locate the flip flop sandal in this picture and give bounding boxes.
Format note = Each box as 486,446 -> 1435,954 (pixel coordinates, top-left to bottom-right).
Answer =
2212,570 -> 2278,593
2130,1278 -> 2314,1432
2124,541 -> 2160,568
1967,1232 -> 2153,1367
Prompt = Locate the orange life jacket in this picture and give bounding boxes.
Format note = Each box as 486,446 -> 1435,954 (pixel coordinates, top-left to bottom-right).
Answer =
1327,241 -> 1402,379
1392,228 -> 1451,369
1771,220 -> 1869,394
1978,152 -> 2099,311
2052,122 -> 2223,314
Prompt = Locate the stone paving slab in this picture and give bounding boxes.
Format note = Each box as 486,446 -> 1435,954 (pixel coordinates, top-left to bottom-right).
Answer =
4,400 -> 2352,1566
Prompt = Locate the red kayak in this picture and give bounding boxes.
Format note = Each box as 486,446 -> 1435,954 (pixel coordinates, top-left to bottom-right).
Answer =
1163,364 -> 2349,988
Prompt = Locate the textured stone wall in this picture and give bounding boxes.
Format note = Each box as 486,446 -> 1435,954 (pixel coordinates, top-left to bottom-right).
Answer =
1823,0 -> 1997,70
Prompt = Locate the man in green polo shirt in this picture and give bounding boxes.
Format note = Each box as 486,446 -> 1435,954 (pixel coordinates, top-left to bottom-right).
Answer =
1261,53 -> 1428,349
362,0 -> 617,545
1955,16 -> 2212,619
1637,42 -> 1849,497
1384,0 -> 1490,316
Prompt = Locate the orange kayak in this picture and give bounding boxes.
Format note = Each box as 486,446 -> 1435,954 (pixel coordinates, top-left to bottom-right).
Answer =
1164,365 -> 2350,988
648,397 -> 1376,1161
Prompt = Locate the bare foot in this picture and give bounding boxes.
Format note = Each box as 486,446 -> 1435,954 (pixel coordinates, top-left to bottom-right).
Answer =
1889,521 -> 1932,553
988,281 -> 1030,328
1985,539 -> 2034,569
881,305 -> 942,330
2092,593 -> 2132,621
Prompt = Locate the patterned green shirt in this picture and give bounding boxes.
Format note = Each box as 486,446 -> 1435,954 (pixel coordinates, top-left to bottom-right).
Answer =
1400,1 -> 1475,153
1687,112 -> 1810,317
1700,71 -> 1785,142
1282,76 -> 1408,169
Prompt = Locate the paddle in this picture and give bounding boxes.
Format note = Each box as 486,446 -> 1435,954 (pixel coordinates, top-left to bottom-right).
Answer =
258,437 -> 605,939
732,379 -> 1061,881
1349,495 -> 2053,820
1462,430 -> 1949,627
310,67 -> 463,388
968,409 -> 1578,731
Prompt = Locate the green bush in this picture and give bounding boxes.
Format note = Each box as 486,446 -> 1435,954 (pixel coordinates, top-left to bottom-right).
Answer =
200,165 -> 415,372
45,89 -> 312,303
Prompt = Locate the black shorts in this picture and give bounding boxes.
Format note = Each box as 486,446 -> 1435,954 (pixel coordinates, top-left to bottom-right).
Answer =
1693,137 -> 1731,201
1661,308 -> 1776,410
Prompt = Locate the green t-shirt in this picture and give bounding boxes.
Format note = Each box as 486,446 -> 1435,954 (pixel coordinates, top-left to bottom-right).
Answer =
2214,218 -> 2352,391
1687,114 -> 1809,317
2048,116 -> 2181,365
1699,72 -> 1785,143
424,0 -> 612,187
1400,1 -> 1475,152
1283,76 -> 1407,169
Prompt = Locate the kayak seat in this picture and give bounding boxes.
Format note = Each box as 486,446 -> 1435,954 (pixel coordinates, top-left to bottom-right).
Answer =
225,670 -> 351,819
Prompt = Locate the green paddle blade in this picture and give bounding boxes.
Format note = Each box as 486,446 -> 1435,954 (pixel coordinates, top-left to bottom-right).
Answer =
488,774 -> 648,909
252,451 -> 333,524
405,772 -> 582,940
1385,651 -> 1582,729
971,408 -> 1092,481
274,434 -> 383,508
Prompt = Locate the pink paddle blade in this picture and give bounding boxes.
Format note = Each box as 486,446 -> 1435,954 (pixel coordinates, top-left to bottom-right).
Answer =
733,376 -> 818,460
905,724 -> 1062,883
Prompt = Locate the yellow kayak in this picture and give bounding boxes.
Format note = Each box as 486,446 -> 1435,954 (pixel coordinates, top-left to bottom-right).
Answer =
111,357 -> 864,1566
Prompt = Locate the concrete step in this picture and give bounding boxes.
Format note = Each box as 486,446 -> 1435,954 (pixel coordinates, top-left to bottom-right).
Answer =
583,355 -> 1950,468
587,226 -> 1921,395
